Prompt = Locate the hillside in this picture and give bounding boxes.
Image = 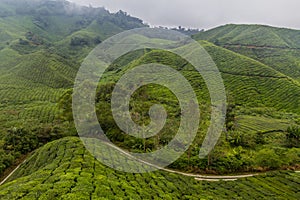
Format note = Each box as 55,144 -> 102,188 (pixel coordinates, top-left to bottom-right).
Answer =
0,0 -> 146,175
0,3 -> 299,174
193,24 -> 300,82
193,24 -> 300,48
0,137 -> 299,199
0,0 -> 299,198
55,42 -> 300,173
0,0 -> 146,129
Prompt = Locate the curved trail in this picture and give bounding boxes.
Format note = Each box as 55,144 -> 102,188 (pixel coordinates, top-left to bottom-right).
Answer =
0,159 -> 26,186
0,141 -> 258,185
104,142 -> 258,181
162,168 -> 257,181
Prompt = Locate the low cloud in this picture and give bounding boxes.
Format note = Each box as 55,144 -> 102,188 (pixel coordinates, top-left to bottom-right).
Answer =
69,0 -> 300,30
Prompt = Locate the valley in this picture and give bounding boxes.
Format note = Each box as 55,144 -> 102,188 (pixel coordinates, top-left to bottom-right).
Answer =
0,0 -> 299,199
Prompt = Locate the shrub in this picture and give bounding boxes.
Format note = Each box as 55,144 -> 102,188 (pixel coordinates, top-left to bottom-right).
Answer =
286,126 -> 300,147
255,148 -> 282,169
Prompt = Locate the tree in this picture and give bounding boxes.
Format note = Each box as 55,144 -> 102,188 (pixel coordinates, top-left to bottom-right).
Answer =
4,127 -> 39,154
70,36 -> 89,46
286,126 -> 300,147
225,96 -> 236,132
0,150 -> 14,174
255,149 -> 282,170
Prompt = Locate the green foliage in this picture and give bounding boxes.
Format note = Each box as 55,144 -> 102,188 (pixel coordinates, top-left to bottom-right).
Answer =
227,131 -> 251,147
0,137 -> 299,199
57,89 -> 74,122
193,24 -> 300,48
56,43 -> 300,173
194,24 -> 300,83
0,0 -> 147,175
285,148 -> 300,165
255,148 -> 283,169
70,35 -> 101,47
0,150 -> 14,175
4,127 -> 39,154
0,2 -> 299,195
286,126 -> 300,147
226,104 -> 236,131
0,122 -> 76,176
201,41 -> 300,113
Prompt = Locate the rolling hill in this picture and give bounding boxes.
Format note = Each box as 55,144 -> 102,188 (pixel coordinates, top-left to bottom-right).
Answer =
0,137 -> 299,200
0,0 -> 147,130
54,38 -> 300,173
0,0 -> 299,198
193,24 -> 300,82
193,24 -> 300,48
0,0 -> 147,177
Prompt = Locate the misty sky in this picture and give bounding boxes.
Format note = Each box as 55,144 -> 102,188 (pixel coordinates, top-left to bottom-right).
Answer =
69,0 -> 300,30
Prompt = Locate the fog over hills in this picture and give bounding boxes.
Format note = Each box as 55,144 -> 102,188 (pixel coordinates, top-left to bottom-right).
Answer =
69,0 -> 300,30
0,1 -> 299,199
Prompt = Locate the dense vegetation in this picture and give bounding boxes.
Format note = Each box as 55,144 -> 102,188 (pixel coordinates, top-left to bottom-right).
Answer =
0,0 -> 146,175
0,0 -> 299,198
57,45 -> 300,174
0,137 -> 299,200
193,24 -> 300,82
193,24 -> 300,48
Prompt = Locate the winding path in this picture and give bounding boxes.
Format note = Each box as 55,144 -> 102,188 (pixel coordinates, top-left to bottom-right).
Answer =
0,159 -> 26,186
104,141 -> 258,182
0,142 -> 258,185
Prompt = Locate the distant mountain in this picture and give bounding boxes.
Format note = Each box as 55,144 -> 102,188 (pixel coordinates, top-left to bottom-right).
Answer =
193,24 -> 300,82
0,1 -> 299,197
0,0 -> 147,127
0,0 -> 146,55
193,24 -> 300,48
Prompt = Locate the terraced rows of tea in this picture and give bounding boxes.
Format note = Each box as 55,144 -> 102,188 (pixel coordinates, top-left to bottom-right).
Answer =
0,47 -> 76,128
0,137 -> 299,200
193,24 -> 300,49
0,0 -> 146,128
236,115 -> 291,133
0,75 -> 67,127
224,46 -> 300,82
0,1 -> 299,198
201,42 -> 300,113
194,24 -> 300,83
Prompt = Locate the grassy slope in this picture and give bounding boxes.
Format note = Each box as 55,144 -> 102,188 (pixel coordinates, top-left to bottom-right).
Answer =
201,41 -> 300,113
105,40 -> 300,114
1,3 -> 298,134
85,43 -> 300,173
0,1 -> 298,194
105,41 -> 300,136
225,45 -> 300,82
0,137 -> 298,200
0,0 -> 146,130
193,24 -> 300,82
193,24 -> 300,48
192,25 -> 300,142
